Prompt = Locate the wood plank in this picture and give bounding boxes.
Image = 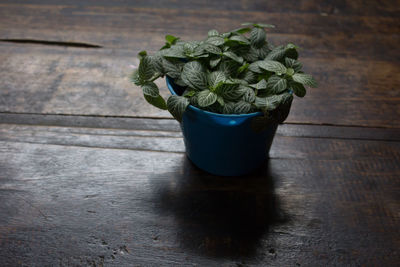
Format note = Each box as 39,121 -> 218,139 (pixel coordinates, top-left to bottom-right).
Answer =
0,1 -> 399,265
0,113 -> 182,132
2,32 -> 398,62
0,3 -> 399,61
1,115 -> 400,142
1,0 -> 399,17
1,43 -> 399,128
1,122 -> 400,158
0,124 -> 185,153
0,125 -> 398,265
0,2 -> 399,127
0,43 -> 170,118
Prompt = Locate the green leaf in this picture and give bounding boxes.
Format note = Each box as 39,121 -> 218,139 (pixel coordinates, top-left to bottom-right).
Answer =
284,57 -> 302,72
229,35 -> 250,45
256,43 -> 271,59
192,45 -> 206,57
233,101 -> 252,114
250,79 -> 268,90
183,42 -> 198,55
242,87 -> 256,103
144,94 -> 167,110
181,61 -> 208,90
208,29 -> 219,37
167,95 -> 189,122
162,45 -> 186,58
243,44 -> 270,62
165,35 -> 179,44
223,51 -> 243,64
138,50 -> 147,59
237,63 -> 249,75
209,57 -> 221,68
174,77 -> 187,87
222,102 -> 235,114
248,61 -> 263,73
242,70 -> 258,84
254,94 -> 285,111
162,58 -> 181,79
292,73 -> 318,88
266,44 -> 299,61
217,96 -> 225,106
228,78 -> 248,85
142,82 -> 159,97
219,84 -> 245,101
130,70 -> 142,86
182,60 -> 203,72
218,60 -> 239,76
197,90 -> 218,107
183,89 -> 196,97
208,71 -> 226,89
243,46 -> 260,62
193,53 -> 210,59
149,55 -> 164,74
285,43 -> 299,59
206,36 -> 225,46
286,43 -> 298,50
231,27 -> 251,34
204,103 -> 222,114
267,75 -> 288,93
266,45 -> 286,61
242,23 -> 275,28
138,56 -> 154,81
286,68 -> 295,76
234,76 -> 249,84
256,23 -> 276,28
203,44 -> 222,55
250,27 -> 266,48
258,60 -> 287,75
289,81 -> 306,97
190,94 -> 199,106
221,32 -> 232,38
230,45 -> 249,56
160,43 -> 171,50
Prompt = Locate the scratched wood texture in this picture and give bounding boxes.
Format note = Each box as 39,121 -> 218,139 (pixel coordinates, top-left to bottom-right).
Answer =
0,0 -> 399,127
0,118 -> 399,266
0,0 -> 400,266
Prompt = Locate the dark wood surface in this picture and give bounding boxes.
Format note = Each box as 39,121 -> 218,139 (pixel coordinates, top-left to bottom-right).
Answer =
0,0 -> 399,266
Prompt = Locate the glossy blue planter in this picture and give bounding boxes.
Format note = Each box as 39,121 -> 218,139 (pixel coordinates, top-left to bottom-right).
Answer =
166,76 -> 278,176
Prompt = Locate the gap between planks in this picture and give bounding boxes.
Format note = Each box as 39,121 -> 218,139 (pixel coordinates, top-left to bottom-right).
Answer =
0,38 -> 102,48
0,112 -> 400,142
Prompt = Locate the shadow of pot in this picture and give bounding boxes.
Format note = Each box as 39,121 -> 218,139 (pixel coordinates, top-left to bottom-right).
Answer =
150,155 -> 289,259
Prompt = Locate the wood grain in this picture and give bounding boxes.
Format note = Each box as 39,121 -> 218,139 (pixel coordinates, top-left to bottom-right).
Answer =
0,1 -> 399,265
2,114 -> 400,141
1,0 -> 400,17
1,43 -> 399,127
0,3 -> 399,61
0,123 -> 399,266
0,0 -> 399,127
1,121 -> 400,161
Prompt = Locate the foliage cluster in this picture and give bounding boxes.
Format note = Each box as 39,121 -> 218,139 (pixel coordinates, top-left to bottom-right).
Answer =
132,23 -> 317,123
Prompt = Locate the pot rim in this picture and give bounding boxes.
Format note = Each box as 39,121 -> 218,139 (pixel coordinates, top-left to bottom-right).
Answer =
166,76 -> 264,119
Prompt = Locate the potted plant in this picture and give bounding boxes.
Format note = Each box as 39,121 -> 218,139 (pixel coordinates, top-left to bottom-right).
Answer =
132,23 -> 317,176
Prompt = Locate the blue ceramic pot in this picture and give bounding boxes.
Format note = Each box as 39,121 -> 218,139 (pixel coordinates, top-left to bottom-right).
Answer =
166,76 -> 278,176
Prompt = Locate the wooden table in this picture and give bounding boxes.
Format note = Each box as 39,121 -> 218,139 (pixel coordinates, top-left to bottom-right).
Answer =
0,1 -> 399,266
